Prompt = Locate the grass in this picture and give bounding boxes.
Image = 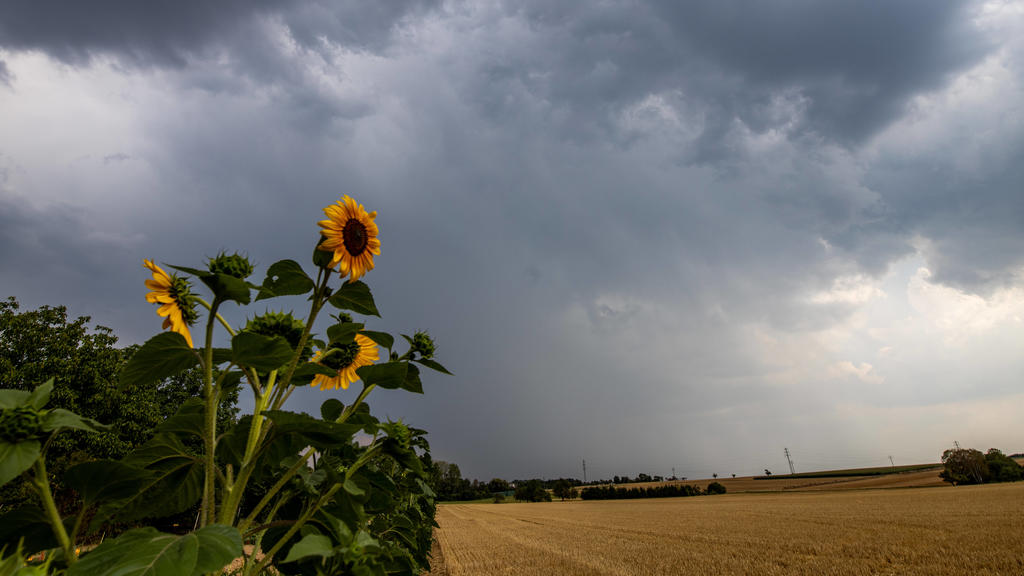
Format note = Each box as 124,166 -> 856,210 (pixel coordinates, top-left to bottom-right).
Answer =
430,482 -> 1024,575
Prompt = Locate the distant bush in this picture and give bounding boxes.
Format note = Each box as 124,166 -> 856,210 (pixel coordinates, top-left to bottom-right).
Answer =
580,483 -> 705,501
493,493 -> 505,503
706,482 -> 727,495
515,479 -> 551,502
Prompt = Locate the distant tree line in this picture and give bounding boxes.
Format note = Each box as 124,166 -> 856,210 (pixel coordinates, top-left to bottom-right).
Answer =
581,481 -> 726,500
940,447 -> 1022,485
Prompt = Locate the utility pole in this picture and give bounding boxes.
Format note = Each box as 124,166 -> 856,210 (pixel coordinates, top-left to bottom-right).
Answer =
672,467 -> 676,480
582,459 -> 587,484
784,447 -> 796,475
888,455 -> 895,472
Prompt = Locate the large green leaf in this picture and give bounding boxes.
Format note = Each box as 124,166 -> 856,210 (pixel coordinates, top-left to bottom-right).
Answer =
0,506 -> 71,554
155,398 -> 204,438
359,330 -> 394,350
281,533 -> 335,563
65,460 -> 153,506
326,322 -> 363,345
97,434 -> 202,525
168,265 -> 251,305
0,389 -> 30,409
320,398 -> 345,421
25,378 -> 54,410
413,358 -> 453,375
41,409 -> 107,434
120,333 -> 199,390
262,411 -> 360,448
256,259 -> 315,301
191,525 -> 244,574
290,362 -> 339,387
231,332 -> 294,371
0,440 -> 40,488
68,525 -> 241,576
356,362 -> 408,390
327,281 -> 380,317
401,363 -> 424,394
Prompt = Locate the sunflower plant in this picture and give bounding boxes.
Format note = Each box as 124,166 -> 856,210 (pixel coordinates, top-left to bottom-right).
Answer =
0,196 -> 448,576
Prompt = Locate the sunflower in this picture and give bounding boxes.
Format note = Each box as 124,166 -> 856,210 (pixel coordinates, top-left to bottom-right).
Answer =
143,259 -> 197,347
318,195 -> 380,282
312,334 -> 380,391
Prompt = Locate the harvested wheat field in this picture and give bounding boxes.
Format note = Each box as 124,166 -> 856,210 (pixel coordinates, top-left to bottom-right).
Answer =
431,482 -> 1024,576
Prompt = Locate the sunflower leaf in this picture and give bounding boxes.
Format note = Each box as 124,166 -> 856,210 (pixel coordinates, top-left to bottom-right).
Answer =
231,332 -> 294,372
413,358 -> 453,375
0,440 -> 40,488
401,363 -> 424,394
119,332 -> 200,391
290,362 -> 339,386
201,273 -> 252,305
359,330 -> 394,350
356,362 -> 408,390
26,378 -> 53,410
326,322 -> 364,345
65,460 -> 153,507
41,409 -> 108,434
256,259 -> 315,301
328,281 -> 380,317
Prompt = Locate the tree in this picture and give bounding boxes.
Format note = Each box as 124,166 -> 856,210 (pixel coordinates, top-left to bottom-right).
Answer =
984,449 -> 1022,483
731,473 -> 736,478
764,469 -> 772,477
940,446 -> 988,485
712,473 -> 718,479
487,478 -> 510,493
706,482 -> 727,495
0,298 -> 238,513
514,479 -> 551,502
552,479 -> 574,501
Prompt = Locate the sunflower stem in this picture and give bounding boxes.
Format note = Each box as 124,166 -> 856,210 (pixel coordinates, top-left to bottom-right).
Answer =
201,298 -> 221,527
33,457 -> 74,564
237,447 -> 316,533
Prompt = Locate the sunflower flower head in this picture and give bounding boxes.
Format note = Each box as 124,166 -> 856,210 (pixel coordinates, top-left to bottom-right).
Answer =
208,251 -> 254,279
312,334 -> 380,391
143,259 -> 198,347
317,195 -> 380,283
0,406 -> 44,442
243,311 -> 311,362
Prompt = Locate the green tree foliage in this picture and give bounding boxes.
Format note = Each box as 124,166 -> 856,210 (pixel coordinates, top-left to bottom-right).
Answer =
580,483 -> 707,500
706,482 -> 727,495
940,446 -> 988,485
940,446 -> 1022,485
513,479 -> 551,502
552,479 -> 576,501
0,298 -> 238,513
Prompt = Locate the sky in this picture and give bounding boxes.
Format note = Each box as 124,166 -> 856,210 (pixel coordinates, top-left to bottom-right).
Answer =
1,0 -> 1023,482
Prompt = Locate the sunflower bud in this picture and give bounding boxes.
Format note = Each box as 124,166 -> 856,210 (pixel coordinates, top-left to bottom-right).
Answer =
411,331 -> 435,359
208,252 -> 254,279
0,406 -> 44,442
244,311 -> 311,362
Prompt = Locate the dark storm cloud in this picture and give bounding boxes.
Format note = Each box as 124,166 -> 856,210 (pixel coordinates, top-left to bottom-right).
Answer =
0,0 -> 441,66
467,0 -> 988,148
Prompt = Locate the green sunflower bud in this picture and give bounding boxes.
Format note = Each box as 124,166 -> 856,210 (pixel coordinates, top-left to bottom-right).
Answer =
411,331 -> 435,359
244,311 -> 311,362
0,406 -> 44,442
208,251 -> 255,279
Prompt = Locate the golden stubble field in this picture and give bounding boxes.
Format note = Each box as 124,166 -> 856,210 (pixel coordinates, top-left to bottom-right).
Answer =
430,483 -> 1024,576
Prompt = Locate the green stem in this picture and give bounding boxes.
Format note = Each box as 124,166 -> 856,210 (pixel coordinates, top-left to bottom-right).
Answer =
219,370 -> 276,525
249,484 -> 342,576
195,297 -> 237,336
201,299 -> 221,527
237,447 -> 316,533
33,458 -> 74,564
337,384 -> 376,423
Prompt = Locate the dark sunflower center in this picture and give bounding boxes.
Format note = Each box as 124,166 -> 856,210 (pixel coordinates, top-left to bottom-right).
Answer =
321,341 -> 361,371
342,219 -> 369,257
